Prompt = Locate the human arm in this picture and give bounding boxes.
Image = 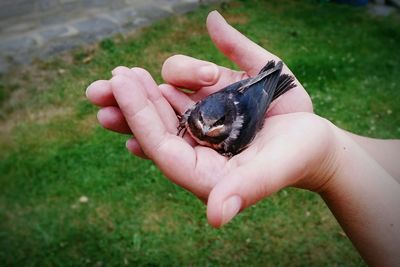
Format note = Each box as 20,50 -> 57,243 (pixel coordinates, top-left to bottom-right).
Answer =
345,132 -> 400,181
88,67 -> 400,265
319,129 -> 400,266
86,11 -> 400,265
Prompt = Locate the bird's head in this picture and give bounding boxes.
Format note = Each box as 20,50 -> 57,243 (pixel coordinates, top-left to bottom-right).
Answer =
187,93 -> 238,143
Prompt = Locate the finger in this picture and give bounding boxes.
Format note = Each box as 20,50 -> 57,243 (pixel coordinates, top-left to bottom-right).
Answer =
162,55 -> 247,100
110,74 -> 206,196
207,138 -> 302,228
206,11 -> 293,77
86,80 -> 117,106
110,74 -> 168,154
126,137 -> 149,159
131,68 -> 179,133
162,54 -> 244,91
162,55 -> 220,89
113,66 -> 179,134
97,106 -> 132,134
159,84 -> 204,147
159,83 -> 195,115
113,66 -> 164,102
111,66 -> 132,76
112,66 -> 197,147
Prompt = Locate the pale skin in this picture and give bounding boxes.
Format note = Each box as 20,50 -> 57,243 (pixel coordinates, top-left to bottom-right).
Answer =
86,11 -> 400,266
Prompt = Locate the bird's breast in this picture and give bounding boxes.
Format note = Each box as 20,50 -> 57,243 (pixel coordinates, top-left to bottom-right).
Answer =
204,125 -> 225,137
186,122 -> 224,150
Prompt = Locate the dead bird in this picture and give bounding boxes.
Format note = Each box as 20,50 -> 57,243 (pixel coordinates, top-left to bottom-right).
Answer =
178,60 -> 296,157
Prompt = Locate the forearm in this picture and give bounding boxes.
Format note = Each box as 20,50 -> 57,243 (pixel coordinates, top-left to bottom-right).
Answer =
320,129 -> 400,266
345,131 -> 400,182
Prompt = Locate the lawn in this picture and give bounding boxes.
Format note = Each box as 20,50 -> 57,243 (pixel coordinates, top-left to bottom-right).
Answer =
1,0 -> 399,266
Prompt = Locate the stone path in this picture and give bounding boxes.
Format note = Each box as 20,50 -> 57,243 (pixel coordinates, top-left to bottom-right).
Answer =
0,0 -> 220,73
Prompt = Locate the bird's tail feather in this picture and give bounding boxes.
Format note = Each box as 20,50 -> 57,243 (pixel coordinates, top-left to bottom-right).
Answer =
262,62 -> 282,99
258,60 -> 296,101
273,74 -> 296,101
258,61 -> 276,74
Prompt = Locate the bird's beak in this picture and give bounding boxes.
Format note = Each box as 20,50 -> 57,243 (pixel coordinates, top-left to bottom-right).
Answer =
201,126 -> 210,136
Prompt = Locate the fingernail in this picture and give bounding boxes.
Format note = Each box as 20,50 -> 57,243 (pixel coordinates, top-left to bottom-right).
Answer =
199,64 -> 218,84
126,138 -> 134,150
158,83 -> 170,91
209,10 -> 224,19
221,195 -> 242,226
96,109 -> 104,121
85,86 -> 90,98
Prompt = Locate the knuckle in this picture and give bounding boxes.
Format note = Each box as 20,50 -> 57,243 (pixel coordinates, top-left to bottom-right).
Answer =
112,65 -> 129,73
163,54 -> 184,68
110,75 -> 127,93
130,67 -> 151,79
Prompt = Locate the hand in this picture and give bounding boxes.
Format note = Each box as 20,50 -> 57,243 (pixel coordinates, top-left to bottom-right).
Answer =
87,65 -> 337,227
85,11 -> 325,227
86,11 -> 312,145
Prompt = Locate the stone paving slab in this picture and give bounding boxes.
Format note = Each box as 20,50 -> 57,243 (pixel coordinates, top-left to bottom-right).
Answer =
0,0 -> 221,73
368,4 -> 397,16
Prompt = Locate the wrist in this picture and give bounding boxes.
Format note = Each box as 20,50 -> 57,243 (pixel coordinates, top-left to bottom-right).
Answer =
292,115 -> 343,192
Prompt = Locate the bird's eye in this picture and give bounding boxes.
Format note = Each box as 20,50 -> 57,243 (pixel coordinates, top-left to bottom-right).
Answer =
199,113 -> 204,123
213,115 -> 225,127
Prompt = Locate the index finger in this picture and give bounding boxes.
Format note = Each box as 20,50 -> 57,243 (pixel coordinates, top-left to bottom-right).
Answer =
110,73 -> 203,193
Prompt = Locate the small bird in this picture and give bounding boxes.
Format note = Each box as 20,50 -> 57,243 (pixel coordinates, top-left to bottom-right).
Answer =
178,60 -> 296,157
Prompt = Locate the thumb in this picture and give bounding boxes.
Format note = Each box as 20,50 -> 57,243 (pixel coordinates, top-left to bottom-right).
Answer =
207,144 -> 304,228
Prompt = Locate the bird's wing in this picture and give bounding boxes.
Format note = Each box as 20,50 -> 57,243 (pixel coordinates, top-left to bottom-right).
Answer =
237,61 -> 283,93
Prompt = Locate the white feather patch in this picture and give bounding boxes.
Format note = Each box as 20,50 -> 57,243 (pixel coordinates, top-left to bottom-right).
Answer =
186,122 -> 223,149
222,114 -> 244,151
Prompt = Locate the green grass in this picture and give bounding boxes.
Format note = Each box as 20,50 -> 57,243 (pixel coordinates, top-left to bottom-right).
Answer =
1,0 -> 399,265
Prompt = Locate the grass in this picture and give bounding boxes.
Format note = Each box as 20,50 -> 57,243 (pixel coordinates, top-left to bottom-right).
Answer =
1,0 -> 399,265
